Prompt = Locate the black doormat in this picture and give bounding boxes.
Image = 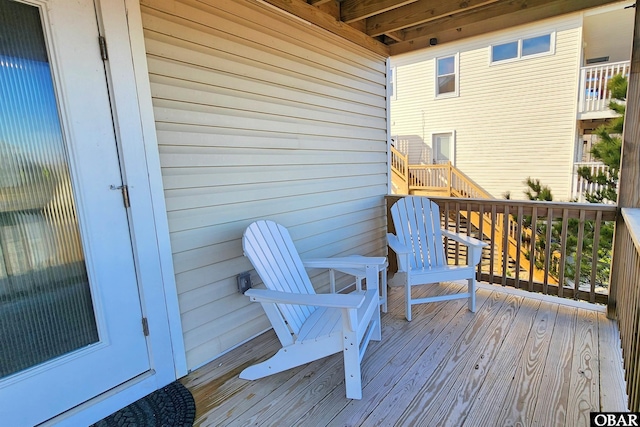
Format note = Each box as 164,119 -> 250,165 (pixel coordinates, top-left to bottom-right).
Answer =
92,381 -> 195,427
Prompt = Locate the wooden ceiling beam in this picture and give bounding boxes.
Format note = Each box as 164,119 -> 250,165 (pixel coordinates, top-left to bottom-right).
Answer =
401,0 -> 621,41
341,0 -> 418,23
255,0 -> 390,56
385,30 -> 406,42
366,0 -> 500,37
308,0 -> 334,5
389,0 -> 622,55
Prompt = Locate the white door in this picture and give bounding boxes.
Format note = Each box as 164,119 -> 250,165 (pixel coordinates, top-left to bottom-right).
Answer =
0,0 -> 149,425
432,132 -> 455,164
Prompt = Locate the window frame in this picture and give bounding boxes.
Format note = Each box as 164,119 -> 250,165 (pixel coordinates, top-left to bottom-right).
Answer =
490,32 -> 555,65
435,52 -> 459,99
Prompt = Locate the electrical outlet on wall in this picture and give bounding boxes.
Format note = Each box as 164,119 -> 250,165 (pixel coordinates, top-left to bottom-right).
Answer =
237,271 -> 252,294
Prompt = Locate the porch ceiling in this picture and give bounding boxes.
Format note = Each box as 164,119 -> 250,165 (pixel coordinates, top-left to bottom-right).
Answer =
259,0 -> 625,56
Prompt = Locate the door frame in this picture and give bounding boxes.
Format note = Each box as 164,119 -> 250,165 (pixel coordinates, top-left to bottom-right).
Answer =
44,1 -> 185,425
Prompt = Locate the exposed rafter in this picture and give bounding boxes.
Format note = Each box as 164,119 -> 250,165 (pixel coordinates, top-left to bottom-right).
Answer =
365,0 -> 500,37
278,0 -> 626,56
256,0 -> 389,56
389,0 -> 627,55
341,0 -> 418,23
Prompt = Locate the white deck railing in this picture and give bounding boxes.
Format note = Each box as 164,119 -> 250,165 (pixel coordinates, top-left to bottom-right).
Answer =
578,61 -> 630,115
571,162 -> 614,203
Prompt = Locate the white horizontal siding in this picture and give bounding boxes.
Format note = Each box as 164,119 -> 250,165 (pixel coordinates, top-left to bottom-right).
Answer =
391,14 -> 582,200
140,0 -> 388,369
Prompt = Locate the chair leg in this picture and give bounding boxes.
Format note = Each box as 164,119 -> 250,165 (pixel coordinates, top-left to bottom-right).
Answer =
468,276 -> 476,313
381,268 -> 388,313
342,329 -> 362,399
372,304 -> 382,341
405,278 -> 412,322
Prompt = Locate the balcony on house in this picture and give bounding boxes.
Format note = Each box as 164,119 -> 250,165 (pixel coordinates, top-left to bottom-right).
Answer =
578,60 -> 630,120
180,195 -> 636,425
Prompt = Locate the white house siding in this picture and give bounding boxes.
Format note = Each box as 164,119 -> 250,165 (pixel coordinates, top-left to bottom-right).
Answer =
139,0 -> 388,370
391,14 -> 582,200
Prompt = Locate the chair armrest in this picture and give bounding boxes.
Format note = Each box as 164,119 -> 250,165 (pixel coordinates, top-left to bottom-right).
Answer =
302,256 -> 387,270
441,229 -> 488,248
441,229 -> 487,265
387,233 -> 411,254
245,288 -> 365,309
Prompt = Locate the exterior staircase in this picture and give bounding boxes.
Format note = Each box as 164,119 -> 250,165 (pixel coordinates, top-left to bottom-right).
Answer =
391,146 -> 557,285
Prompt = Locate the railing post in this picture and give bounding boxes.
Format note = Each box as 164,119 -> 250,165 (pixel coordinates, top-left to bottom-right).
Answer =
609,4 -> 640,319
578,66 -> 586,113
447,162 -> 453,196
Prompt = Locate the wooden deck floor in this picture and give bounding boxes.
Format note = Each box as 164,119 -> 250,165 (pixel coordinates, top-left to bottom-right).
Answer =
182,281 -> 628,426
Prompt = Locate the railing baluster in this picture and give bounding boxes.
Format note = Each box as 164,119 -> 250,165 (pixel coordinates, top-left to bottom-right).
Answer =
478,204 -> 485,279
490,205 -> 497,283
502,205 -> 509,286
454,201 -> 461,265
573,210 -> 586,300
443,200 -> 451,260
557,209 -> 569,297
543,208 -> 553,294
590,210 -> 602,303
515,206 -> 523,289
529,207 -> 537,293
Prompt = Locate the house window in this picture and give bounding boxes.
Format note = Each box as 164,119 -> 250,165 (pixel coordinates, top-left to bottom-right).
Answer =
522,34 -> 551,56
491,33 -> 554,64
492,41 -> 518,62
436,54 -> 458,97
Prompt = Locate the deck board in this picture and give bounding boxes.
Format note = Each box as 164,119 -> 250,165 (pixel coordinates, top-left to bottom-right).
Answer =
375,291 -> 523,426
566,308 -> 600,426
462,298 -> 546,426
493,301 -> 559,426
598,312 -> 629,411
183,281 -> 627,426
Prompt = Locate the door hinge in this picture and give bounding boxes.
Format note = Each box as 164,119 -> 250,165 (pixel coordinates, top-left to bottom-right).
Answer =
142,317 -> 149,336
110,184 -> 130,208
98,35 -> 108,61
121,185 -> 130,208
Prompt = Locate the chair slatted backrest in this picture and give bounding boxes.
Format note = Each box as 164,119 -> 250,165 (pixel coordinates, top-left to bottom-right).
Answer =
391,197 -> 446,271
243,220 -> 316,335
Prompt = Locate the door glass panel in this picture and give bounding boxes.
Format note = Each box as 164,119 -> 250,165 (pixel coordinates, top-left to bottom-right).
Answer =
0,0 -> 98,379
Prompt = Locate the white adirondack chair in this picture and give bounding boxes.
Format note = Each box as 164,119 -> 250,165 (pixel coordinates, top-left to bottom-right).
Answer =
387,196 -> 488,321
240,220 -> 384,399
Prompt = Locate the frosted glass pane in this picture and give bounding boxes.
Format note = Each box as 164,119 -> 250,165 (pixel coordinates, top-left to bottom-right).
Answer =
0,0 -> 98,378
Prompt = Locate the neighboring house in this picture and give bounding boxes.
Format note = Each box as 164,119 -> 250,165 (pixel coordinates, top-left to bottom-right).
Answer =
389,2 -> 634,201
